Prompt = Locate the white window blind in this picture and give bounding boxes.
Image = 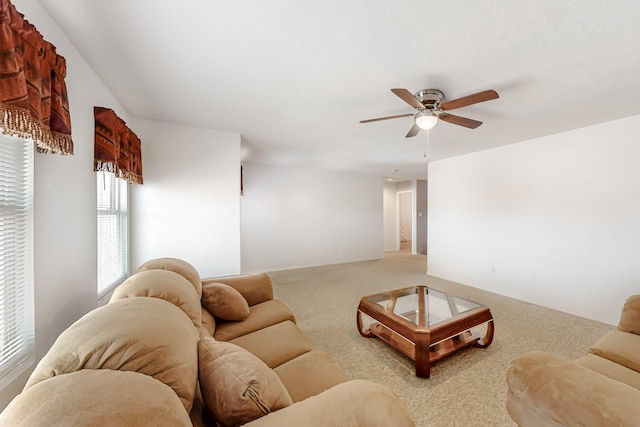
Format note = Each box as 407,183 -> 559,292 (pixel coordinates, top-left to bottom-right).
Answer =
96,171 -> 128,297
0,133 -> 35,387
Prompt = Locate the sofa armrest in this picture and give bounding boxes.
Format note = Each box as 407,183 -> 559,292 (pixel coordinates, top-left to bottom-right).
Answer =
202,273 -> 273,307
243,379 -> 415,427
619,294 -> 640,335
506,351 -> 640,427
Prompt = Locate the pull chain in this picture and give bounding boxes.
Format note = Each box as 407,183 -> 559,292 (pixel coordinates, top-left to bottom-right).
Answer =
423,129 -> 430,160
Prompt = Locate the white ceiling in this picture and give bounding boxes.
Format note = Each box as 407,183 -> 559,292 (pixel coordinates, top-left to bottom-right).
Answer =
40,0 -> 640,180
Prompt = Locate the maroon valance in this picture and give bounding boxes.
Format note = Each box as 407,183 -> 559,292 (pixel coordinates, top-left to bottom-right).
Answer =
94,106 -> 143,184
0,0 -> 73,154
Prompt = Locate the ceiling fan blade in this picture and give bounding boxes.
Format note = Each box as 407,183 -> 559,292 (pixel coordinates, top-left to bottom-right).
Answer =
440,113 -> 483,129
440,89 -> 499,111
405,122 -> 420,138
359,113 -> 414,123
391,88 -> 425,110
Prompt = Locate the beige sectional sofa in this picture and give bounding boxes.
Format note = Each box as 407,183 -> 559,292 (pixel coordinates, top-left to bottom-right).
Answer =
506,294 -> 640,426
0,258 -> 415,427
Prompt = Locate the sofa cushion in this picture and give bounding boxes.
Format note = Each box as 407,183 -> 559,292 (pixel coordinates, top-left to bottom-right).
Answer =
274,349 -> 350,402
110,269 -> 201,329
242,380 -> 415,427
577,353 -> 640,390
202,282 -> 250,321
24,297 -> 199,412
0,369 -> 191,427
198,337 -> 292,427
588,330 -> 640,373
214,299 -> 296,342
619,295 -> 640,335
200,304 -> 217,337
230,320 -> 312,368
507,350 -> 640,427
137,257 -> 202,299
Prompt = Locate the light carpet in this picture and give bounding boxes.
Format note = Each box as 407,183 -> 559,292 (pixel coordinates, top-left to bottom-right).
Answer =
268,251 -> 615,427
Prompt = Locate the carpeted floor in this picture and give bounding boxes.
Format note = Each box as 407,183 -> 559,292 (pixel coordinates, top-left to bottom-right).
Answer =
268,251 -> 615,427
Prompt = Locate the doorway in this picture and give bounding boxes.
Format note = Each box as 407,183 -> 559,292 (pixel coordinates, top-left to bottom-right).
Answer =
396,190 -> 415,253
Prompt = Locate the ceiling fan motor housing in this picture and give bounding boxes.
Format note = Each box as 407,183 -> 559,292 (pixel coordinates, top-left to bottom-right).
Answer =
415,89 -> 444,109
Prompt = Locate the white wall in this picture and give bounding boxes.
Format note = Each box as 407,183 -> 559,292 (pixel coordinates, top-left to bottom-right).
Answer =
1,0 -> 127,409
129,118 -> 241,278
383,182 -> 397,250
416,179 -> 427,255
240,164 -> 383,272
428,114 -> 640,325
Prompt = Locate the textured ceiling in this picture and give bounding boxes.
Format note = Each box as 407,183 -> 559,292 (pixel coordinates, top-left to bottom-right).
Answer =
40,0 -> 640,180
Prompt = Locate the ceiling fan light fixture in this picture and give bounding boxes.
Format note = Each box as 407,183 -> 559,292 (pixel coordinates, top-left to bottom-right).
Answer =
360,87 -> 498,135
415,112 -> 438,130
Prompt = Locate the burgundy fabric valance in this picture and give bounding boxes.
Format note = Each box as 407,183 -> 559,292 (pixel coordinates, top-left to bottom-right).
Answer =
0,0 -> 73,154
94,106 -> 143,184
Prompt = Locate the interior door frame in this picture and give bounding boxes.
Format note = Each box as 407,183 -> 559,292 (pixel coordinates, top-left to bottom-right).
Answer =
396,190 -> 416,254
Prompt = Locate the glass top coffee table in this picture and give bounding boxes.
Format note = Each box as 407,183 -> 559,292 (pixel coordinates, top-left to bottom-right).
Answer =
357,285 -> 494,378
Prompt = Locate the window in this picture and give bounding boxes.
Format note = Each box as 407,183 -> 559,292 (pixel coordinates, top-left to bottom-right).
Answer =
96,171 -> 128,297
0,133 -> 35,387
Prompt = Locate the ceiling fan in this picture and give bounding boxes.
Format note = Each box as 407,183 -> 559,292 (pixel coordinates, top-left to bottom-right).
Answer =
360,88 -> 499,137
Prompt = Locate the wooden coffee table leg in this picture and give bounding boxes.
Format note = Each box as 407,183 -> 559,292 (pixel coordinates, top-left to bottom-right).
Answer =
474,319 -> 494,348
356,310 -> 374,338
414,333 -> 431,378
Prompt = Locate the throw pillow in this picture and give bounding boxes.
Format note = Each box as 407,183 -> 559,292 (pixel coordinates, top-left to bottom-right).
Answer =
619,295 -> 640,335
201,283 -> 250,321
198,337 -> 292,427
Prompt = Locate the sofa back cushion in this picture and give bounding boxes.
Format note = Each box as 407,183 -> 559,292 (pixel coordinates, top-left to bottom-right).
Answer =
110,269 -> 202,329
137,257 -> 202,299
204,273 -> 273,307
619,295 -> 640,335
0,370 -> 191,426
213,300 -> 295,342
24,297 -> 199,412
200,304 -> 217,337
588,330 -> 640,374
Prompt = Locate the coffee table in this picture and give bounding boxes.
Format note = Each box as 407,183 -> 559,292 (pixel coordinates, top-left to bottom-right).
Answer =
357,285 -> 494,377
